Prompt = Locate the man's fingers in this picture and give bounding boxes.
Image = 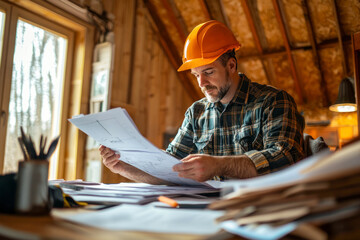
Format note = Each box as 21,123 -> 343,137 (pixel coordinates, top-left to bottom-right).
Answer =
100,147 -> 110,156
102,154 -> 120,163
99,145 -> 105,151
102,151 -> 117,159
172,161 -> 195,172
181,154 -> 200,162
100,147 -> 121,159
103,156 -> 121,168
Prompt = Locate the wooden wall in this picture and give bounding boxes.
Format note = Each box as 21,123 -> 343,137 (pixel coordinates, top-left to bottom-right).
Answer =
100,0 -> 194,183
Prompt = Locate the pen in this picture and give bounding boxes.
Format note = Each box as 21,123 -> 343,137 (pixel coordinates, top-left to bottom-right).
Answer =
157,196 -> 179,208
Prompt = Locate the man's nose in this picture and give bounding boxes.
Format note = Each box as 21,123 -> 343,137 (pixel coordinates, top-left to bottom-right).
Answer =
198,74 -> 208,88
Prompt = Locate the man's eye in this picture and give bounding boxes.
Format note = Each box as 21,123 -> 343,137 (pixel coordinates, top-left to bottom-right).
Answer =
205,71 -> 213,75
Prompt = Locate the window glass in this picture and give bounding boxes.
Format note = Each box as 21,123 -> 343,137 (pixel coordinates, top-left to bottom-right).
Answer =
4,19 -> 67,174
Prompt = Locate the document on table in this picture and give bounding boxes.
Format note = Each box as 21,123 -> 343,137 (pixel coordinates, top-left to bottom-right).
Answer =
55,181 -> 220,205
69,108 -> 215,187
56,204 -> 224,235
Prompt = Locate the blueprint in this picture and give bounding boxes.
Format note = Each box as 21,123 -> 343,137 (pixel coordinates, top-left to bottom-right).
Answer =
69,108 -> 214,187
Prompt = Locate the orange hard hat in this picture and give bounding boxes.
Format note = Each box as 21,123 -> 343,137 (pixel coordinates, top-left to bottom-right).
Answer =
177,20 -> 241,72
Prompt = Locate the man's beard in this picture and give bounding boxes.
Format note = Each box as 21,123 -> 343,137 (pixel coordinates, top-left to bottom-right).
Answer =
202,71 -> 231,103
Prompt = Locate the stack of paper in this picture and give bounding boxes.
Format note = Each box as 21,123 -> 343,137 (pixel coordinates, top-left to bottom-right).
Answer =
69,108 -> 217,188
208,141 -> 360,239
54,180 -> 219,205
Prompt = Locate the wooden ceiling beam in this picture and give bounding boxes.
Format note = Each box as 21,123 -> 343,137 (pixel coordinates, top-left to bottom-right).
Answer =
167,0 -> 189,36
246,0 -> 269,50
240,0 -> 263,54
240,0 -> 273,85
218,0 -> 231,28
272,0 -> 304,104
203,0 -> 229,26
331,0 -> 348,77
161,0 -> 187,42
302,0 -> 330,107
198,0 -> 211,20
237,39 -> 352,61
144,0 -> 202,101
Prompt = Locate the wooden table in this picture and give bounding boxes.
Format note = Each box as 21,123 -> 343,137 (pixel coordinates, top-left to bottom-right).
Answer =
0,208 -> 208,240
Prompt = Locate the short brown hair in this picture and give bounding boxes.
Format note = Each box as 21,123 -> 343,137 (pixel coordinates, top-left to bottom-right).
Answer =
217,49 -> 237,69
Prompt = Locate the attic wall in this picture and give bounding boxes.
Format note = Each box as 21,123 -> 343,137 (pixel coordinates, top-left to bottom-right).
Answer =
97,0 -> 193,183
102,0 -> 193,146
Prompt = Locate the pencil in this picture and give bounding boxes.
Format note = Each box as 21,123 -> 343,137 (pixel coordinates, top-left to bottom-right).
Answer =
157,196 -> 179,208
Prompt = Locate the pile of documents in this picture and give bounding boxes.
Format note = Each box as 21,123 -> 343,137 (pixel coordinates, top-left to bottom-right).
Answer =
209,140 -> 360,240
50,180 -> 219,205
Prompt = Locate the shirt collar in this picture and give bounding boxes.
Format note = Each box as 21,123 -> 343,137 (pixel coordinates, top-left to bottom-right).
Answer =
232,73 -> 250,105
205,73 -> 250,110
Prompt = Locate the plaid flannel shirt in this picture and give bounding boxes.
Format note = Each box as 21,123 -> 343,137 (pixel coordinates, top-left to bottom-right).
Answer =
166,74 -> 305,178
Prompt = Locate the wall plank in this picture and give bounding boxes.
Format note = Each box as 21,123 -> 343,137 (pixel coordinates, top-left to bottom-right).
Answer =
110,0 -> 136,104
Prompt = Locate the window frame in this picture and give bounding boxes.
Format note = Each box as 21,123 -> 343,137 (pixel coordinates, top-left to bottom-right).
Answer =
0,0 -> 94,180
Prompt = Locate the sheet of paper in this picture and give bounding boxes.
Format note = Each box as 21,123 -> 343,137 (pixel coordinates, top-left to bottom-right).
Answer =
69,108 -> 212,187
58,204 -> 224,235
70,195 -> 156,204
69,108 -> 155,151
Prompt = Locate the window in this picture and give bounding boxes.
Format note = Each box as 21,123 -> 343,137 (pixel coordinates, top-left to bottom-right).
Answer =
0,1 -> 94,180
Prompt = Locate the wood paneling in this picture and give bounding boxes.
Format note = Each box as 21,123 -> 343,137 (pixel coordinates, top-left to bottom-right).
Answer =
110,0 -> 137,104
100,0 -> 193,183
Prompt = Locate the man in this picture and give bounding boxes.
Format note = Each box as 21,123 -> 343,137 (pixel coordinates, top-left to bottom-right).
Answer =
100,20 -> 305,184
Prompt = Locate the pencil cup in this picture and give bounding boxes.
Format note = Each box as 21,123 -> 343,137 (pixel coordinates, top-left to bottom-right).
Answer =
15,160 -> 51,215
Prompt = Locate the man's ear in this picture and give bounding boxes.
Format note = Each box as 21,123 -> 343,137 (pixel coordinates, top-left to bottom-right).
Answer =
227,58 -> 237,73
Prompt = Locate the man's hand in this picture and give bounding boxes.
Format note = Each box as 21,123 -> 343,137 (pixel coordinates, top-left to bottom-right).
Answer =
172,154 -> 258,182
99,145 -> 123,174
172,154 -> 220,182
98,145 -> 175,185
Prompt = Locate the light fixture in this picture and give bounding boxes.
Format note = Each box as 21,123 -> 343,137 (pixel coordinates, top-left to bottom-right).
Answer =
329,77 -> 357,112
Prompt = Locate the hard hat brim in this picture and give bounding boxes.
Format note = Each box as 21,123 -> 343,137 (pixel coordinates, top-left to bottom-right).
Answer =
177,57 -> 218,72
177,44 -> 241,72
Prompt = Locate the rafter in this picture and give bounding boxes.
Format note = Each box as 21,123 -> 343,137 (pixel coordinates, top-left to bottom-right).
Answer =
240,0 -> 273,85
302,0 -> 330,107
236,39 -> 352,61
218,0 -> 231,28
167,0 -> 189,36
160,0 -> 187,42
144,0 -> 202,101
198,0 -> 211,20
203,0 -> 229,25
272,0 -> 304,104
240,0 -> 262,54
246,0 -> 269,50
331,0 -> 348,77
